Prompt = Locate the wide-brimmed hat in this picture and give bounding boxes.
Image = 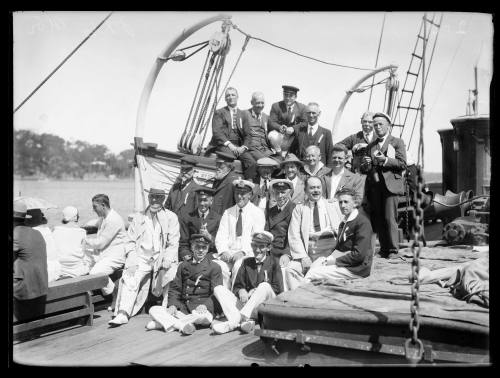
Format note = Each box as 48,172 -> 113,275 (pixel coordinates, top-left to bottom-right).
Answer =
13,201 -> 31,219
232,178 -> 255,191
256,157 -> 280,168
269,179 -> 293,191
280,153 -> 303,167
144,188 -> 167,196
251,231 -> 274,244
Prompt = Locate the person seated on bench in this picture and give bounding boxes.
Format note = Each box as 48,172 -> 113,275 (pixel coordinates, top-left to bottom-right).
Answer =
303,188 -> 374,285
52,206 -> 91,279
145,233 -> 222,335
26,208 -> 61,282
211,231 -> 283,334
109,188 -> 179,326
13,201 -> 48,322
84,194 -> 127,297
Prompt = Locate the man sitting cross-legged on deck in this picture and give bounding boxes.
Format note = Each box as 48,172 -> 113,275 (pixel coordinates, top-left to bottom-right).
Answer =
303,188 -> 374,285
146,233 -> 222,335
212,231 -> 283,334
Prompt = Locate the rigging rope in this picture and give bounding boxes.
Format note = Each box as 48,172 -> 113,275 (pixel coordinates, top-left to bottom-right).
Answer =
233,25 -> 374,71
14,12 -> 114,113
367,12 -> 387,110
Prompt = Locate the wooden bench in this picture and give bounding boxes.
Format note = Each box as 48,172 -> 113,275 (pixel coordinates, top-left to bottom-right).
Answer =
13,273 -> 108,337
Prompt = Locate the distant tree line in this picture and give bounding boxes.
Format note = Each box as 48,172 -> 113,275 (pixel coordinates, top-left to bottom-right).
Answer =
14,129 -> 135,179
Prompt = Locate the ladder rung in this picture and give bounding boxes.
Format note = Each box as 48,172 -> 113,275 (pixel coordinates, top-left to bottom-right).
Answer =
402,89 -> 414,93
417,34 -> 429,42
424,17 -> 441,27
407,71 -> 419,76
398,106 -> 420,111
412,53 -> 422,59
392,124 -> 404,128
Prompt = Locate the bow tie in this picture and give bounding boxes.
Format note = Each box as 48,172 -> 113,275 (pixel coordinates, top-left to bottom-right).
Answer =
256,262 -> 264,266
377,137 -> 385,143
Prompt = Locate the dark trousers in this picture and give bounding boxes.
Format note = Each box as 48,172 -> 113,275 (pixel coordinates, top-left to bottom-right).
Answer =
13,295 -> 47,322
367,183 -> 399,252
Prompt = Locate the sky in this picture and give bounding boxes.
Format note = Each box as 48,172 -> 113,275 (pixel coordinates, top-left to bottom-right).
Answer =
13,11 -> 493,172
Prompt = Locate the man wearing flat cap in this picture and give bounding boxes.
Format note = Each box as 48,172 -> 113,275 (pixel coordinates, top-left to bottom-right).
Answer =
238,92 -> 276,180
165,155 -> 200,215
360,112 -> 406,259
178,187 -> 221,262
146,233 -> 223,335
268,85 -> 308,155
13,201 -> 48,321
215,178 -> 265,289
212,231 -> 283,334
276,153 -> 306,204
251,157 -> 281,211
109,187 -> 179,326
211,151 -> 241,215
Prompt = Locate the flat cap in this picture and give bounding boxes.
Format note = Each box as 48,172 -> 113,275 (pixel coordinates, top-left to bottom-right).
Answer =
251,231 -> 274,244
256,157 -> 280,167
373,112 -> 392,124
232,178 -> 255,191
194,186 -> 215,196
269,179 -> 293,191
215,151 -> 235,163
180,155 -> 198,168
190,233 -> 211,244
144,188 -> 167,195
282,85 -> 299,93
280,153 -> 303,166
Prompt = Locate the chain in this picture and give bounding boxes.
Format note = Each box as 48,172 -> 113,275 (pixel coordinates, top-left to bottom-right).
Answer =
404,174 -> 411,242
404,165 -> 424,365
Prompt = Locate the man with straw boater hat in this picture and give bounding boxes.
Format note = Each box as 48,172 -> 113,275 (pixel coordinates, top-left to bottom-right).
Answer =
109,187 -> 179,326
13,201 -> 49,321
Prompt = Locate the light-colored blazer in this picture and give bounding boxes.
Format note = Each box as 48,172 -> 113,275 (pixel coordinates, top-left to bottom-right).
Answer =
288,198 -> 342,260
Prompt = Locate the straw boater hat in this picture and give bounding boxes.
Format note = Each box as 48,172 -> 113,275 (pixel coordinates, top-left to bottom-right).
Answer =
256,157 -> 280,168
13,201 -> 32,219
251,231 -> 274,244
144,188 -> 167,196
373,112 -> 392,124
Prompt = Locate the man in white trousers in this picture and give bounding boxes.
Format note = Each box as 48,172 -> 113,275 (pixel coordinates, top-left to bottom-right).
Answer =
109,188 -> 179,326
85,194 -> 127,296
146,233 -> 223,335
212,231 -> 283,334
214,178 -> 265,289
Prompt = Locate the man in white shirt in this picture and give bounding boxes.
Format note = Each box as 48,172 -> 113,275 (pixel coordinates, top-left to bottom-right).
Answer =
214,179 -> 266,289
109,188 -> 179,326
286,176 -> 342,290
85,194 -> 127,296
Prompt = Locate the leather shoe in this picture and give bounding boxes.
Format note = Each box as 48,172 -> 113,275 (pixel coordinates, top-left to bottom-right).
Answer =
240,319 -> 255,334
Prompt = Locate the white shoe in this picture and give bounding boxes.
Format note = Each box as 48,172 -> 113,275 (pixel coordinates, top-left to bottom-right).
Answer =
240,319 -> 256,334
212,321 -> 237,335
108,313 -> 128,326
180,322 -> 196,335
145,320 -> 163,331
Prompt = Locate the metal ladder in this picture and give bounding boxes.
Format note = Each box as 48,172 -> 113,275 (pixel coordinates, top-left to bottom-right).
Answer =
391,13 -> 443,149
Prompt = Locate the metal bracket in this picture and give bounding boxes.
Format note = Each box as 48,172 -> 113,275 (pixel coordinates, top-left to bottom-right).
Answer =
295,330 -> 311,353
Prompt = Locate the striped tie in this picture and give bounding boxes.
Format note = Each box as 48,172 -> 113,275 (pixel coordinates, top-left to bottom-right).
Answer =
232,109 -> 238,130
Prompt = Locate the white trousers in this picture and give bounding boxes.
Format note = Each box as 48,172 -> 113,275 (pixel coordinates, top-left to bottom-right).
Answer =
149,305 -> 213,332
305,259 -> 363,281
116,258 -> 153,316
285,257 -> 327,291
213,255 -> 247,290
89,250 -> 126,295
213,282 -> 275,323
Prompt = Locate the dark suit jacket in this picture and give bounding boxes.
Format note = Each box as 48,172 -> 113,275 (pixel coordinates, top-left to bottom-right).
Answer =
339,131 -> 375,173
268,101 -> 308,132
334,211 -> 374,277
324,169 -> 366,205
178,209 -> 222,260
265,200 -> 296,257
232,256 -> 283,296
167,257 -> 222,315
209,106 -> 244,147
293,125 -> 334,168
13,225 -> 49,300
241,109 -> 272,152
165,179 -> 200,215
361,135 -> 407,195
211,170 -> 240,216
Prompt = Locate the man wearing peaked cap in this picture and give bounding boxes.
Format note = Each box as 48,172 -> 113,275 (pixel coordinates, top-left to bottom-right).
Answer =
252,157 -> 281,211
360,111 -> 406,260
165,155 -> 200,215
146,230 -> 224,335
178,186 -> 221,262
109,186 -> 180,327
212,229 -> 283,335
214,174 -> 265,289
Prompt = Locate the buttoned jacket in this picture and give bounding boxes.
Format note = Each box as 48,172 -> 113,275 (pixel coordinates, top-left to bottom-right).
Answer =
324,169 -> 366,205
265,200 -> 296,257
178,209 -> 221,260
232,256 -> 283,296
210,106 -> 245,147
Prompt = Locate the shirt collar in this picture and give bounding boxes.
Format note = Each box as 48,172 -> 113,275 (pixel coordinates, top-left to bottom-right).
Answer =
198,210 -> 209,218
331,168 -> 345,177
251,109 -> 262,120
378,133 -> 389,144
277,199 -> 290,211
304,161 -> 324,176
342,208 -> 359,223
364,131 -> 373,141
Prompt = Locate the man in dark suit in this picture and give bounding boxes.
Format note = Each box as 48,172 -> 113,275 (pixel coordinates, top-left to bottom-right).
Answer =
268,85 -> 308,154
13,201 -> 48,321
211,151 -> 241,216
206,87 -> 246,158
275,153 -> 306,204
178,187 -> 221,261
265,179 -> 296,292
165,155 -> 200,215
360,112 -> 407,259
212,231 -> 283,334
339,112 -> 375,173
293,102 -> 334,169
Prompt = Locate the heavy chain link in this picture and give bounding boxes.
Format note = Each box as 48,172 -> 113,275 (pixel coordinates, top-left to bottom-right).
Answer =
405,165 -> 424,365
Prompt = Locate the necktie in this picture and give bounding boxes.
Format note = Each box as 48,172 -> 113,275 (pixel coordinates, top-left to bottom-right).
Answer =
377,137 -> 384,143
313,202 -> 321,232
152,214 -> 158,228
308,126 -> 313,139
236,208 -> 243,237
232,109 -> 237,129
